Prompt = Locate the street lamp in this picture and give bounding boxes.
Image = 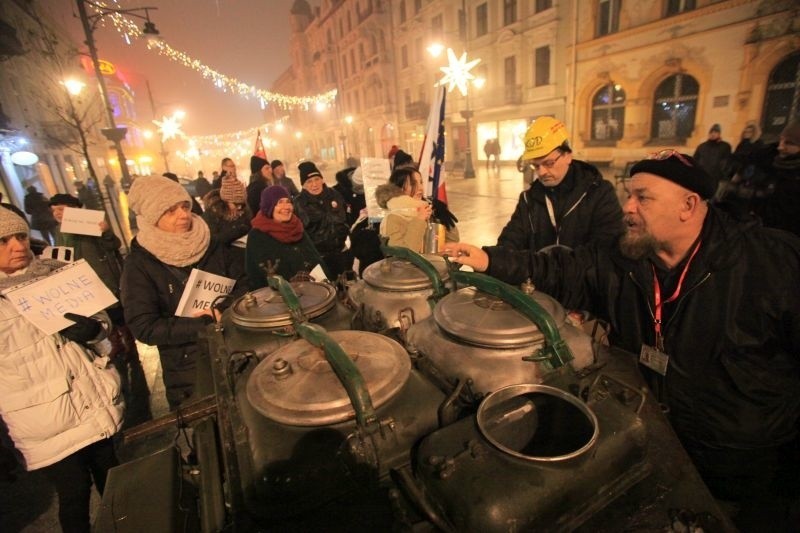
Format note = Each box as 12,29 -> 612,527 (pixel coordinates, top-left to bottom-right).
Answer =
75,0 -> 160,185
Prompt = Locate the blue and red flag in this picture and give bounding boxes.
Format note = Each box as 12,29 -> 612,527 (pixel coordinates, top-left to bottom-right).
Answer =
418,86 -> 447,204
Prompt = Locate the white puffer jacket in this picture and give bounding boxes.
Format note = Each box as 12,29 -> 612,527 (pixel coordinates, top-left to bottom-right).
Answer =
0,297 -> 124,471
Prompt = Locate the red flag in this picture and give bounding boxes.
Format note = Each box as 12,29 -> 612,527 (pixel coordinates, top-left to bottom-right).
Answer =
254,129 -> 267,159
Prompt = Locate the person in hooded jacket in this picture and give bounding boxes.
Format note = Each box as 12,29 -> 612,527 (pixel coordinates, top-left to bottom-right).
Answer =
293,161 -> 351,278
121,175 -> 246,409
0,208 -> 124,532
498,117 -> 623,252
375,166 -> 432,252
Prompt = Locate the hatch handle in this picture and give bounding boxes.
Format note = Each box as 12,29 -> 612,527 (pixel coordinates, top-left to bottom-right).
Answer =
380,244 -> 449,302
450,270 -> 574,370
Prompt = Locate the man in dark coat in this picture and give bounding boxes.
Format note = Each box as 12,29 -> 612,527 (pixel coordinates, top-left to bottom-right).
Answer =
23,185 -> 58,245
693,123 -> 732,184
294,161 -> 351,278
498,116 -> 623,251
446,153 -> 800,532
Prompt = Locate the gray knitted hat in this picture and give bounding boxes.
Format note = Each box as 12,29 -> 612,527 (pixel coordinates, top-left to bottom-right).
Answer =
0,207 -> 29,239
128,174 -> 191,225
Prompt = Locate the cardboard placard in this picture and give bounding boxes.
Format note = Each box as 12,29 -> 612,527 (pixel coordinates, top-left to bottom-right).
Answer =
1,259 -> 118,335
174,268 -> 236,317
60,207 -> 105,237
360,157 -> 391,223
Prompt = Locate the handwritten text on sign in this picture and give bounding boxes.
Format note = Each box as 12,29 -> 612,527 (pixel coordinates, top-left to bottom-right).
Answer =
1,259 -> 118,335
60,207 -> 105,237
174,268 -> 236,317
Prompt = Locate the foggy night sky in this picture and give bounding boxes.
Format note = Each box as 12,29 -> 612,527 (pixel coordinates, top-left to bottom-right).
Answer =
42,0 -> 305,136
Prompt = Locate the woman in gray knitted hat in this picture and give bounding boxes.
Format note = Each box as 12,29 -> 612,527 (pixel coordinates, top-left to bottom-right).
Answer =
121,174 -> 246,409
0,208 -> 123,532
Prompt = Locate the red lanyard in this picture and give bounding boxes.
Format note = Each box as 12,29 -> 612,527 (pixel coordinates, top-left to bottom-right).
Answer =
652,240 -> 702,338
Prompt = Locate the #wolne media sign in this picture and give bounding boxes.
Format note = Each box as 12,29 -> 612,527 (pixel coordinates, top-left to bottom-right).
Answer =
174,269 -> 236,317
1,259 -> 117,335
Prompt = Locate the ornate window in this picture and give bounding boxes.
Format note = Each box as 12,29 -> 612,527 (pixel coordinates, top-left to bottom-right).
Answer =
762,51 -> 800,140
591,83 -> 626,141
650,74 -> 699,140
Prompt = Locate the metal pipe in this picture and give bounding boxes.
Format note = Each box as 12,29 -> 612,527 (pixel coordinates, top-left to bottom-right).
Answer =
120,394 -> 217,444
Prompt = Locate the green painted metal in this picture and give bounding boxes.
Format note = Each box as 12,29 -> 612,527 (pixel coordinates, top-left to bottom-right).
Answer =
379,245 -> 449,304
267,275 -> 308,324
267,275 -> 377,428
295,322 -> 378,428
450,271 -> 574,370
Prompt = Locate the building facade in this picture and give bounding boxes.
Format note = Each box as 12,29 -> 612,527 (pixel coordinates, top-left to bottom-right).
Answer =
277,0 -> 798,177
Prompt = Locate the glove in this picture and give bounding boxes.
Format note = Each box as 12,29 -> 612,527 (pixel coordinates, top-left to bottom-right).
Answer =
432,199 -> 458,230
59,313 -> 103,344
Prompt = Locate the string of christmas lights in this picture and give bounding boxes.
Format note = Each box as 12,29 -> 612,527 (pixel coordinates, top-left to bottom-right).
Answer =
95,2 -> 337,110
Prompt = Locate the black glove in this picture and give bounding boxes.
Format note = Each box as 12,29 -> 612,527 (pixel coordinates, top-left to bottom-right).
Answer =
59,313 -> 103,344
432,199 -> 458,230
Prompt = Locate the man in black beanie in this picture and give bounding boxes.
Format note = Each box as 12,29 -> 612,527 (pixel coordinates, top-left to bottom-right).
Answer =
693,123 -> 732,184
446,151 -> 800,532
294,161 -> 351,278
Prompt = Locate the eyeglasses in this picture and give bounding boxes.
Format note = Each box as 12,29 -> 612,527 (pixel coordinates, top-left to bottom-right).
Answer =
528,151 -> 564,171
648,149 -> 693,167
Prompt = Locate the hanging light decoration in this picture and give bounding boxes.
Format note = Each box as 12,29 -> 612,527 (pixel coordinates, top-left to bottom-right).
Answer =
95,2 -> 337,110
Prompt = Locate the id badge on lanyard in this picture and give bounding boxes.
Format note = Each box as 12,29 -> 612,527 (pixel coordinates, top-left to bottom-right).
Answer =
639,240 -> 702,377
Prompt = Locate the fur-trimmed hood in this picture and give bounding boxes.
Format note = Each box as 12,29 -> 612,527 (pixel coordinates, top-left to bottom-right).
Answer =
375,183 -> 406,208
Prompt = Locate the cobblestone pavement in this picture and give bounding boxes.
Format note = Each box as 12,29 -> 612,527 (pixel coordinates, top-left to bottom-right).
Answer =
0,164 -> 624,532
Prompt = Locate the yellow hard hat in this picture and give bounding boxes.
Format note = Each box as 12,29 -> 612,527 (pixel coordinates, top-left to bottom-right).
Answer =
522,117 -> 570,160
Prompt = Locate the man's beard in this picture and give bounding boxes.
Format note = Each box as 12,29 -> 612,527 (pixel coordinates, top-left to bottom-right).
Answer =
619,230 -> 661,260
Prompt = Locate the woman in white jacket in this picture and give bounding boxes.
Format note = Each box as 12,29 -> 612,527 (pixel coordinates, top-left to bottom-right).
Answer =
0,207 -> 124,532
375,166 -> 433,252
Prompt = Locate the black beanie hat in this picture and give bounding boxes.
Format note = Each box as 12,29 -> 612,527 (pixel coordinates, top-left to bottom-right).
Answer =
298,161 -> 322,184
49,193 -> 83,208
393,149 -> 414,169
250,155 -> 269,175
629,153 -> 717,200
270,159 -> 283,171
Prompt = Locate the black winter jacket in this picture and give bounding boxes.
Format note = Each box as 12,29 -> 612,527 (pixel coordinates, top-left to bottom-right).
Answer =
485,207 -> 800,452
294,186 -> 349,255
120,238 -> 246,407
497,160 -> 623,251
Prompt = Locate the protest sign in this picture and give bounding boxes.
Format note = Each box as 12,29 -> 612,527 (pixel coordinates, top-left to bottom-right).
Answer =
1,259 -> 118,335
360,157 -> 391,223
60,207 -> 105,237
175,269 -> 236,317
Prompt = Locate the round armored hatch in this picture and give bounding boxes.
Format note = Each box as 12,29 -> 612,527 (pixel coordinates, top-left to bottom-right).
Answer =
229,281 -> 337,329
433,287 -> 566,348
246,330 -> 411,426
362,254 -> 449,291
477,384 -> 598,462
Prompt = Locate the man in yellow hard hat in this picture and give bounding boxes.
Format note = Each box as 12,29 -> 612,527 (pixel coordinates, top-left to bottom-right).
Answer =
497,116 -> 623,251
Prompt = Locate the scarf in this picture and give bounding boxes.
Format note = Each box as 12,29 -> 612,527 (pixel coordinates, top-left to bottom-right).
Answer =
251,211 -> 304,243
135,214 -> 211,267
0,257 -> 64,290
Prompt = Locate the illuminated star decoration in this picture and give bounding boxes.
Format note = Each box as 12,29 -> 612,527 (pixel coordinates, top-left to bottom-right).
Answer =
439,48 -> 481,96
153,114 -> 184,142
